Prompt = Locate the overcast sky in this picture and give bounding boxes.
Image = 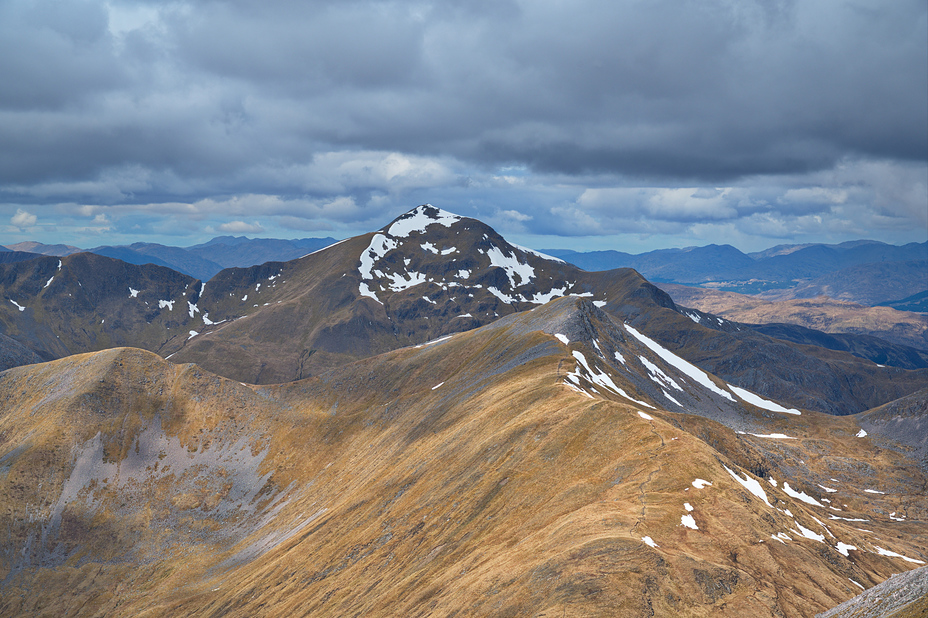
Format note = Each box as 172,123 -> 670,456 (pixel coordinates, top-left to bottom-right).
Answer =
1,0 -> 926,253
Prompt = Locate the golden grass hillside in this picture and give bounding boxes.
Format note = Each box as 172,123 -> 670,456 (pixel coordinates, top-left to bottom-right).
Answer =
0,298 -> 924,617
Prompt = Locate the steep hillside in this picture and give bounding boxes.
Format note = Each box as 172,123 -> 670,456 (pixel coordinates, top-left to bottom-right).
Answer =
1,298 -> 925,617
0,252 -> 202,361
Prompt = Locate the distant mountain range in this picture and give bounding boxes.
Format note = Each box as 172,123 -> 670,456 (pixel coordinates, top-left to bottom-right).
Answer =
2,236 -> 339,281
545,240 -> 928,307
7,236 -> 925,310
1,206 -> 926,616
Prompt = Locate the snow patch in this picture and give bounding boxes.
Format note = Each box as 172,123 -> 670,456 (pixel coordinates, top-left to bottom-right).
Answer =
856,429 -> 867,438
723,465 -> 773,508
638,356 -> 684,392
782,482 -> 824,507
793,522 -> 825,543
638,411 -> 653,421
359,233 -> 398,280
510,242 -> 565,263
554,333 -> 570,345
729,384 -> 801,415
835,542 -> 857,556
873,546 -> 925,564
387,205 -> 461,238
641,536 -> 658,548
625,324 -> 735,401
44,276 -> 54,289
568,351 -> 651,408
486,286 -> 515,304
9,299 -> 25,312
414,335 -> 453,349
359,283 -> 382,304
159,299 -> 175,311
680,514 -> 698,530
692,479 -> 712,489
485,244 -> 535,287
129,287 -> 139,298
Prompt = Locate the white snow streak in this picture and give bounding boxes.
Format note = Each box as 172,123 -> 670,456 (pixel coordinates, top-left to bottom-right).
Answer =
728,384 -> 801,415
723,465 -> 773,508
485,245 -> 535,287
835,542 -> 856,556
873,546 -> 925,564
624,324 -> 735,401
782,482 -> 824,507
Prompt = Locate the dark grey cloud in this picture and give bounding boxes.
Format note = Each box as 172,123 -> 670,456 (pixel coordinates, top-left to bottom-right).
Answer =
0,0 -> 925,249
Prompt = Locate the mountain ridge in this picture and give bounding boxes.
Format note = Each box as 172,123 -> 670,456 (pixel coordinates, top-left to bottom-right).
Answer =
1,206 -> 925,419
0,295 -> 925,616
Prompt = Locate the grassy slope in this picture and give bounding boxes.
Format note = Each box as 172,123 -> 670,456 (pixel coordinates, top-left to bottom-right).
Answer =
659,284 -> 928,352
0,300 -> 925,617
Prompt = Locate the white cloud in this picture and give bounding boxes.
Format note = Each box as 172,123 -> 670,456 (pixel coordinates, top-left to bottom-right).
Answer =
11,209 -> 36,227
217,220 -> 265,233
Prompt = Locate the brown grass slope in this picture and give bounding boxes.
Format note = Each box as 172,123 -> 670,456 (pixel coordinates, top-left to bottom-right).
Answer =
0,297 -> 925,617
659,284 -> 928,353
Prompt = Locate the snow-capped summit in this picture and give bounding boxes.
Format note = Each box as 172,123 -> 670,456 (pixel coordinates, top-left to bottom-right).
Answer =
357,204 -> 592,306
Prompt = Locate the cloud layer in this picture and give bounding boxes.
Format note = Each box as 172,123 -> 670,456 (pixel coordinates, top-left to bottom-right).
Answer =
1,0 -> 925,250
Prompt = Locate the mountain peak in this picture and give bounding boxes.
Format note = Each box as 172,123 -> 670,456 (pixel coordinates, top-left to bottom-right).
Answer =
381,204 -> 463,237
359,205 -> 591,306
